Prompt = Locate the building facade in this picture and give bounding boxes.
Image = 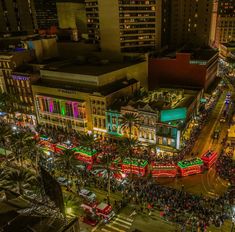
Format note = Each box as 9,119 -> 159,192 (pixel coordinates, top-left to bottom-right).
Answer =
106,88 -> 201,152
0,0 -> 36,34
148,49 -> 219,91
32,61 -> 141,134
0,50 -> 33,93
85,0 -> 165,54
56,0 -> 87,34
214,0 -> 235,47
170,0 -> 215,48
33,0 -> 58,30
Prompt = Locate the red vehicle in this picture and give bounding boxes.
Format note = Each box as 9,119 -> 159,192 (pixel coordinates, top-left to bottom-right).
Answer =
82,215 -> 99,226
201,150 -> 218,169
121,158 -> 148,176
177,158 -> 203,177
151,162 -> 177,178
96,202 -> 115,221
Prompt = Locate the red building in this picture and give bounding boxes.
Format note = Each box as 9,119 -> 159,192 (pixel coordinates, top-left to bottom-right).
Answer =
148,49 -> 218,90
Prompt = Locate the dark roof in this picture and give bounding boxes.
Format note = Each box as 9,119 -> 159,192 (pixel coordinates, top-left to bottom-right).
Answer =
33,78 -> 138,96
43,61 -> 141,76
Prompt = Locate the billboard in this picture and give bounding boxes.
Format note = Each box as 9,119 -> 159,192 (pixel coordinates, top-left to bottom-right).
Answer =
160,107 -> 187,122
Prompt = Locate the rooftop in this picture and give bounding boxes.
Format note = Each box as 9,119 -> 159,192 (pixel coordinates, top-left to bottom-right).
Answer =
156,47 -> 218,61
33,78 -> 138,96
42,60 -> 142,76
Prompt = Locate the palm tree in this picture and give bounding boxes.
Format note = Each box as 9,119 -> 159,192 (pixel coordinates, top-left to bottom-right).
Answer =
77,132 -> 97,151
23,138 -> 45,175
55,149 -> 77,188
10,131 -> 33,167
1,167 -> 36,195
121,112 -> 140,139
121,137 -> 141,178
0,123 -> 12,158
63,193 -> 80,217
0,92 -> 20,122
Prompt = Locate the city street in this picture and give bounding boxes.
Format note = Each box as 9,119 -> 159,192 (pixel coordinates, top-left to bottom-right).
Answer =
157,91 -> 230,198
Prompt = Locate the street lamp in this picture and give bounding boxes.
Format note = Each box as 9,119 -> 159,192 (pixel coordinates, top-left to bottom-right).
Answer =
231,206 -> 235,232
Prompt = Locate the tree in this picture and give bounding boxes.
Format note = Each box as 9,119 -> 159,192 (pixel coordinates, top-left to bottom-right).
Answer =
55,149 -> 77,188
0,123 -> 12,158
10,131 -> 33,167
121,137 -> 141,178
121,112 -> 140,139
63,193 -> 80,217
23,138 -> 45,175
1,167 -> 36,195
77,132 -> 97,151
0,92 -> 20,121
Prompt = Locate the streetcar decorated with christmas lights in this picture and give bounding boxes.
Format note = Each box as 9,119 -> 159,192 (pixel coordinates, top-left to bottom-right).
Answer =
177,158 -> 204,177
151,162 -> 178,178
201,150 -> 218,169
121,158 -> 148,176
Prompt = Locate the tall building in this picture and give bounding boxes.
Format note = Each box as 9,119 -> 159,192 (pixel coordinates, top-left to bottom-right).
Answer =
170,0 -> 214,48
214,0 -> 235,47
85,0 -> 165,54
0,0 -> 36,34
56,0 -> 87,33
33,0 -> 58,30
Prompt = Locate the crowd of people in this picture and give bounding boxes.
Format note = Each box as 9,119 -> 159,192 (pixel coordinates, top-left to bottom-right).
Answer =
124,179 -> 232,231
216,147 -> 235,185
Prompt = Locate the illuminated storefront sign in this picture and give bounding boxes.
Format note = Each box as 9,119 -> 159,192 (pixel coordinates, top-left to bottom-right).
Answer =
160,107 -> 187,122
12,75 -> 29,81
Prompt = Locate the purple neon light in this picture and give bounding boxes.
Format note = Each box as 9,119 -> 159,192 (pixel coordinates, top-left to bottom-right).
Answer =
49,101 -> 53,113
73,102 -> 78,118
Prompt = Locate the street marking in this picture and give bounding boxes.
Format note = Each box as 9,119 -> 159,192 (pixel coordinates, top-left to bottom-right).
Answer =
114,218 -> 132,226
101,229 -> 111,232
117,215 -> 134,222
105,224 -> 125,232
112,221 -> 131,229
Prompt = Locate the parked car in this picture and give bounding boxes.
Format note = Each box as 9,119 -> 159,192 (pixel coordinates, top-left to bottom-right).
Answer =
57,177 -> 71,186
79,189 -> 96,201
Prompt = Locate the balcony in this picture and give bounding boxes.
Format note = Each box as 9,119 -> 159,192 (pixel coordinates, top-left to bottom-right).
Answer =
39,111 -> 87,122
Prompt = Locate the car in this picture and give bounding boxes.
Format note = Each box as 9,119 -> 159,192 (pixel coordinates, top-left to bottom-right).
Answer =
220,117 -> 226,122
82,215 -> 99,226
79,189 -> 96,201
57,177 -> 71,186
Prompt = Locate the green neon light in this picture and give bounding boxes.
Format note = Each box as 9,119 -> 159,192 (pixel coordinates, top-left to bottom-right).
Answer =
72,146 -> 97,156
123,158 -> 148,167
61,105 -> 66,115
177,158 -> 203,169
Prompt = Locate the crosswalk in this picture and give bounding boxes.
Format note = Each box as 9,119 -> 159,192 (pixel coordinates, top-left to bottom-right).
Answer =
100,215 -> 134,232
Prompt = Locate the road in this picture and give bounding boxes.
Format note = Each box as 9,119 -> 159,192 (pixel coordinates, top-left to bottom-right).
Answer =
157,90 -> 230,198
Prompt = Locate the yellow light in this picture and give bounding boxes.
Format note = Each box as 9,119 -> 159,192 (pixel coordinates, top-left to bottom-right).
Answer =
66,207 -> 72,215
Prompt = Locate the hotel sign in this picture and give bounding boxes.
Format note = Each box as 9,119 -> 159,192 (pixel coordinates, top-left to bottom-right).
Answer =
58,89 -> 77,94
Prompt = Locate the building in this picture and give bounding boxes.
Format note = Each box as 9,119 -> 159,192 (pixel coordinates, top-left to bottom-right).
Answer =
56,0 -> 87,35
4,65 -> 40,124
214,0 -> 235,47
85,0 -> 166,54
0,49 -> 34,93
219,41 -> 235,76
170,0 -> 215,48
33,0 -> 58,30
32,60 -> 142,135
0,0 -> 36,34
22,36 -> 58,62
148,48 -> 219,91
219,41 -> 235,58
106,88 -> 201,152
